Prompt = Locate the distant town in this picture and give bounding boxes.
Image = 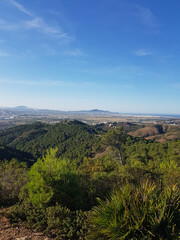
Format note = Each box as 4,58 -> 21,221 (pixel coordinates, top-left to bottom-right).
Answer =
0,106 -> 179,130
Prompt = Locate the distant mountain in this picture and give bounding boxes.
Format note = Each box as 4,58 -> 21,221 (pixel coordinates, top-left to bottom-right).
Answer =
0,106 -> 118,115
1,106 -> 179,118
14,106 -> 30,110
88,109 -> 111,114
1,106 -> 35,111
89,109 -> 108,112
70,109 -> 117,115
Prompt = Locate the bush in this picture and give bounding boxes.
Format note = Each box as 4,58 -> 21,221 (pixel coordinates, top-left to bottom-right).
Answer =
88,181 -> 180,240
8,201 -> 47,230
46,205 -> 89,239
8,202 -> 89,239
0,159 -> 28,206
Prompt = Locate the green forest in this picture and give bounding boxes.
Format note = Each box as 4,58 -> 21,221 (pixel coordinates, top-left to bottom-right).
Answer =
0,121 -> 180,239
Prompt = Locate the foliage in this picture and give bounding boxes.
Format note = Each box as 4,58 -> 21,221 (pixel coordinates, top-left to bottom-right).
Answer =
0,159 -> 28,206
8,202 -> 89,240
88,181 -> 180,240
25,148 -> 89,210
0,122 -> 180,239
0,145 -> 34,166
46,205 -> 89,239
102,127 -> 127,165
0,121 -> 101,162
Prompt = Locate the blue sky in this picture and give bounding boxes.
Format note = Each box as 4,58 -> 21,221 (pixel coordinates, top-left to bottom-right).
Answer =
0,0 -> 180,114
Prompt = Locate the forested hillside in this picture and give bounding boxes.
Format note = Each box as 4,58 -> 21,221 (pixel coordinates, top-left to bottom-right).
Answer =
0,145 -> 34,165
0,121 -> 180,239
0,121 -> 102,164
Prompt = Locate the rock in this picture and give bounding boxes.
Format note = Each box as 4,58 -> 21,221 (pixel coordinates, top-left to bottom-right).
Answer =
16,237 -> 31,240
34,232 -> 44,236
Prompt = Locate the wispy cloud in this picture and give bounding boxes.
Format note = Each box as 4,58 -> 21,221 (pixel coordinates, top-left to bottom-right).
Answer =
0,19 -> 18,30
134,49 -> 151,56
63,48 -> 85,57
134,6 -> 156,28
40,45 -> 86,57
8,0 -> 33,16
0,79 -> 74,87
0,78 -> 132,90
1,1 -> 71,42
125,3 -> 158,32
0,78 -> 94,88
0,50 -> 10,57
24,17 -> 70,40
77,65 -> 143,78
0,17 -> 71,42
41,44 -> 57,56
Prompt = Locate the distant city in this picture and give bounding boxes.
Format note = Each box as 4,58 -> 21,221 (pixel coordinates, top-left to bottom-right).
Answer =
0,106 -> 179,131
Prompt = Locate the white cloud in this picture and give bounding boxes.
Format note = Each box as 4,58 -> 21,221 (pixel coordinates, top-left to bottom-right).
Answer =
0,1 -> 71,42
9,0 -> 32,16
24,17 -> 69,40
0,17 -> 71,42
134,49 -> 151,56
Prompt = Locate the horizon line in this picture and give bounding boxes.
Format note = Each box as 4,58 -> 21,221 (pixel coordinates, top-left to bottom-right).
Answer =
0,105 -> 180,117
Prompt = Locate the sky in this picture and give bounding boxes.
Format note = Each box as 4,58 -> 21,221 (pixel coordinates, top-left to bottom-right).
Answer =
0,0 -> 180,114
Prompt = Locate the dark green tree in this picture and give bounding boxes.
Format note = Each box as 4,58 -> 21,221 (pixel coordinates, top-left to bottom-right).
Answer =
102,127 -> 127,165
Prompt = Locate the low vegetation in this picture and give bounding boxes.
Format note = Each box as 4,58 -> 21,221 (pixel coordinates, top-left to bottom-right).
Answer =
0,121 -> 179,239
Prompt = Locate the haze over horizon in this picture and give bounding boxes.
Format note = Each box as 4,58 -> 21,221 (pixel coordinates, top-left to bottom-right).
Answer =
0,0 -> 180,114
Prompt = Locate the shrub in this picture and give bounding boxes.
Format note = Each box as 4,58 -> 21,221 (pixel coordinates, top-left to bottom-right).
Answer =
46,205 -> 89,239
88,181 -> 180,240
0,159 -> 28,206
8,202 -> 89,240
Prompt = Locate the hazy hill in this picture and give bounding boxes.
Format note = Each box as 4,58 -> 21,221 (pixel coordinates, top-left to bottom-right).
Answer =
0,106 -> 117,115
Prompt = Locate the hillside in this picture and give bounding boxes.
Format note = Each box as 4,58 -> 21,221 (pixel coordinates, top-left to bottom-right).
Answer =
97,122 -> 143,132
0,121 -> 179,239
0,145 -> 34,166
129,124 -> 180,142
0,120 -> 102,163
0,121 -> 180,165
97,122 -> 180,142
